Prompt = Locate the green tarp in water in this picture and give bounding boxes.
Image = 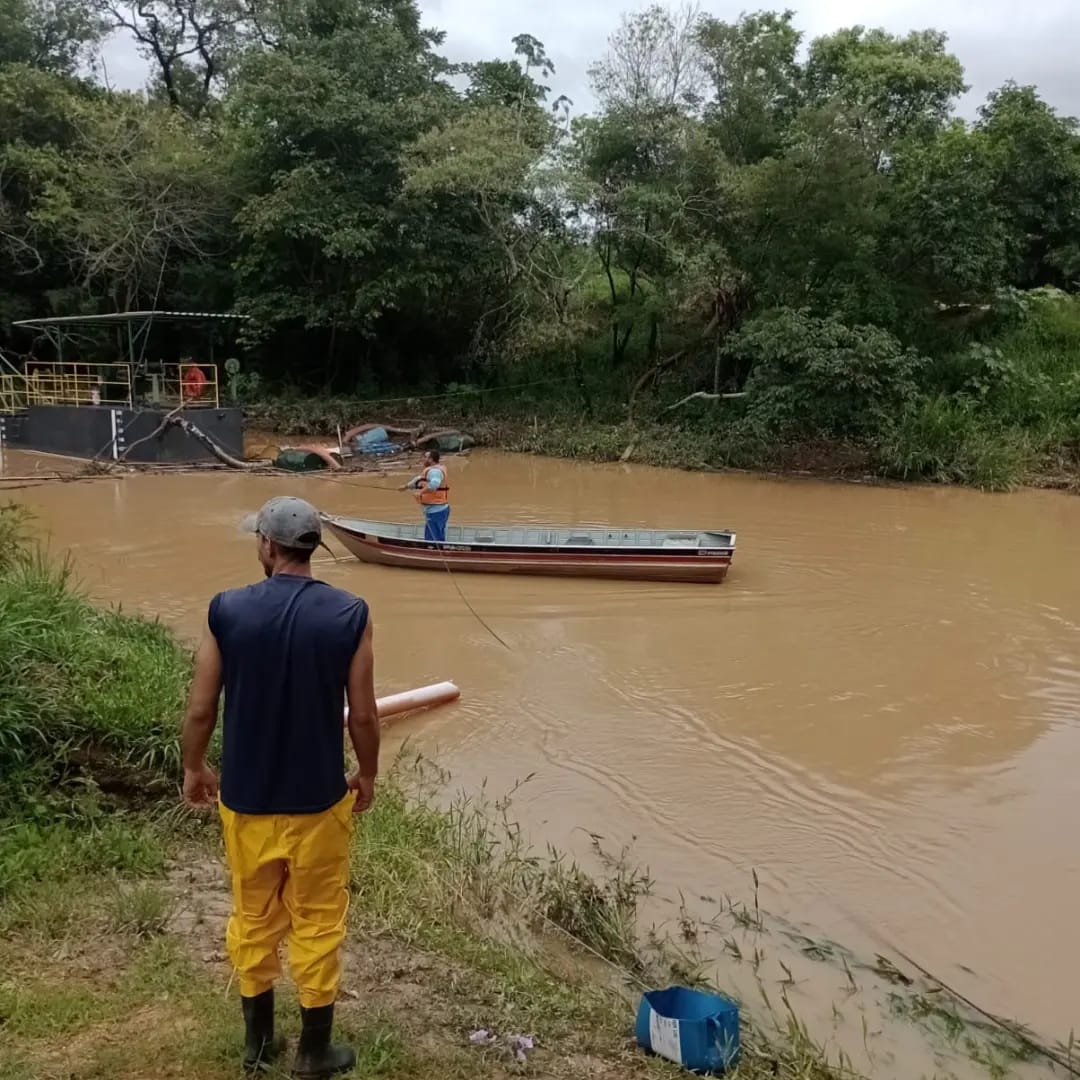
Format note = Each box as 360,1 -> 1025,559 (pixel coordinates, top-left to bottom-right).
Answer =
274,448 -> 329,471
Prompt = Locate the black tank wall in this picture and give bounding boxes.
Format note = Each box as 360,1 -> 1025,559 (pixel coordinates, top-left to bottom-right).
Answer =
3,405 -> 244,463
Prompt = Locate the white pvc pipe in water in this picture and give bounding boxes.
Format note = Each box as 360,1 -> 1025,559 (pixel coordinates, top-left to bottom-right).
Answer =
377,680 -> 460,718
344,680 -> 460,724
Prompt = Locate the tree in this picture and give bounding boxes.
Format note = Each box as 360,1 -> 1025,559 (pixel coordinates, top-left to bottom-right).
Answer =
885,122 -> 1010,302
977,83 -> 1080,288
92,0 -> 246,117
728,307 -> 926,439
696,9 -> 802,165
588,4 -> 705,113
805,26 -> 965,165
730,103 -> 890,325
462,58 -> 547,110
0,64 -> 97,332
3,0 -> 1080,425
22,95 -> 239,309
406,34 -> 614,408
578,7 -> 742,398
573,106 -> 738,390
0,0 -> 105,74
229,0 -> 458,381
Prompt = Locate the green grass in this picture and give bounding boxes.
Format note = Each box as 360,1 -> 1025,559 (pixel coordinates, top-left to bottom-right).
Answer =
348,757 -> 656,1036
104,880 -> 174,939
0,818 -> 165,901
0,505 -> 191,824
0,928 -> 247,1080
351,758 -> 654,973
0,864 -> 629,1080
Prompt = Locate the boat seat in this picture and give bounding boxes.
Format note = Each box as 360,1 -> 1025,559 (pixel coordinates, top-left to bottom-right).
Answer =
662,535 -> 700,548
475,534 -> 496,543
566,535 -> 594,545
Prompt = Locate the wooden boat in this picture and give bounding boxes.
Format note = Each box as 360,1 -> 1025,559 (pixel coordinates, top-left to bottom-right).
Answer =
322,515 -> 736,584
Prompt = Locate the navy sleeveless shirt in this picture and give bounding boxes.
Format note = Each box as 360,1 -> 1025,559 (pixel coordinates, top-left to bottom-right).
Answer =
208,574 -> 369,814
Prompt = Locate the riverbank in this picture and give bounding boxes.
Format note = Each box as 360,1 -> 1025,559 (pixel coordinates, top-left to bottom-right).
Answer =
239,290 -> 1080,493
243,401 -> 1080,494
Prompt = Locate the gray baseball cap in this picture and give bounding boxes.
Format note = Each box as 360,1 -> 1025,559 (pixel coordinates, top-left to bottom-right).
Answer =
244,496 -> 322,550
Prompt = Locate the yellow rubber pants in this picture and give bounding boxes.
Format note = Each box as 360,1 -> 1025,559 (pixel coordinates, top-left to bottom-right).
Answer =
219,791 -> 353,1008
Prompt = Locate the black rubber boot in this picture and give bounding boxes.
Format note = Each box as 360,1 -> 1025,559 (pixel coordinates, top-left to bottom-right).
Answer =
241,989 -> 285,1072
291,1004 -> 355,1079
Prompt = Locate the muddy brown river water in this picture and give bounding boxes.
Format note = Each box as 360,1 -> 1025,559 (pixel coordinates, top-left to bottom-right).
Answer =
3,444 -> 1078,1076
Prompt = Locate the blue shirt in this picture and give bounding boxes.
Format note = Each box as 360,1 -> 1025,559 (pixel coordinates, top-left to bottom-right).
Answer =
208,574 -> 368,814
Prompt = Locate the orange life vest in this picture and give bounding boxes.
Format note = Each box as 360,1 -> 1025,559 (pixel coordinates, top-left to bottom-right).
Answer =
181,365 -> 207,401
417,463 -> 449,506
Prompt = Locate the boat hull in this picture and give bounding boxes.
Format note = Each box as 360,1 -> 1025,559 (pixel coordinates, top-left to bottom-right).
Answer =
324,519 -> 733,584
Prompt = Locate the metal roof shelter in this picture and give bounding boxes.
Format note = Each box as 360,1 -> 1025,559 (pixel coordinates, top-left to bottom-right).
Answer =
12,310 -> 249,373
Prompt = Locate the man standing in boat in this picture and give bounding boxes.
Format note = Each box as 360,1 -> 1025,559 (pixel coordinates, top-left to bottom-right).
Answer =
180,496 -> 379,1077
401,448 -> 450,542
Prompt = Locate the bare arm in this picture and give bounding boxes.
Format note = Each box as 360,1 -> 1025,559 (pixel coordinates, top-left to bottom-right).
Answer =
180,624 -> 223,805
346,619 -> 379,809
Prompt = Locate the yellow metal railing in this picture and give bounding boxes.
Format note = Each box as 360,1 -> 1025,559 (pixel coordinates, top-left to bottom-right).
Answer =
0,361 -> 220,412
0,374 -> 27,414
22,362 -> 133,408
143,363 -> 220,408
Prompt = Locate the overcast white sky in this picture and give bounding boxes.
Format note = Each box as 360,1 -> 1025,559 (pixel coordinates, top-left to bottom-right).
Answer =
100,0 -> 1080,120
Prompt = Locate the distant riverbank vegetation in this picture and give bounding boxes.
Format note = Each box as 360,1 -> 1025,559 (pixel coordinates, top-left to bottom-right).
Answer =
3,0 -> 1080,490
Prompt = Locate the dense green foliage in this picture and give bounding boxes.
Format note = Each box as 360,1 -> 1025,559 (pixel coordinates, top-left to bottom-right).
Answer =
2,0 -> 1080,485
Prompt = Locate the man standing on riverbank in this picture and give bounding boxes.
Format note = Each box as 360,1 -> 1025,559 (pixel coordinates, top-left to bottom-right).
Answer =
401,448 -> 450,542
181,496 -> 379,1078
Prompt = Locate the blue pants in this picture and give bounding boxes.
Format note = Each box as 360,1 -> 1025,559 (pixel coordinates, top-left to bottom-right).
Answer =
424,504 -> 450,543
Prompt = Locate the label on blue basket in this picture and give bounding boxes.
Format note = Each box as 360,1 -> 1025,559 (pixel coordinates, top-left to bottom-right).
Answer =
649,1011 -> 682,1064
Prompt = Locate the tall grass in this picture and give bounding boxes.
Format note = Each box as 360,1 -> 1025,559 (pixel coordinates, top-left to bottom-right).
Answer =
351,758 -> 657,979
878,293 -> 1080,489
983,289 -> 1080,431
0,506 -> 190,819
876,397 -> 1034,490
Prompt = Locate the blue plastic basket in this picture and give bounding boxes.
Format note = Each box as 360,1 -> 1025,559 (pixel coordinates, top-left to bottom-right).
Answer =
635,986 -> 740,1074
